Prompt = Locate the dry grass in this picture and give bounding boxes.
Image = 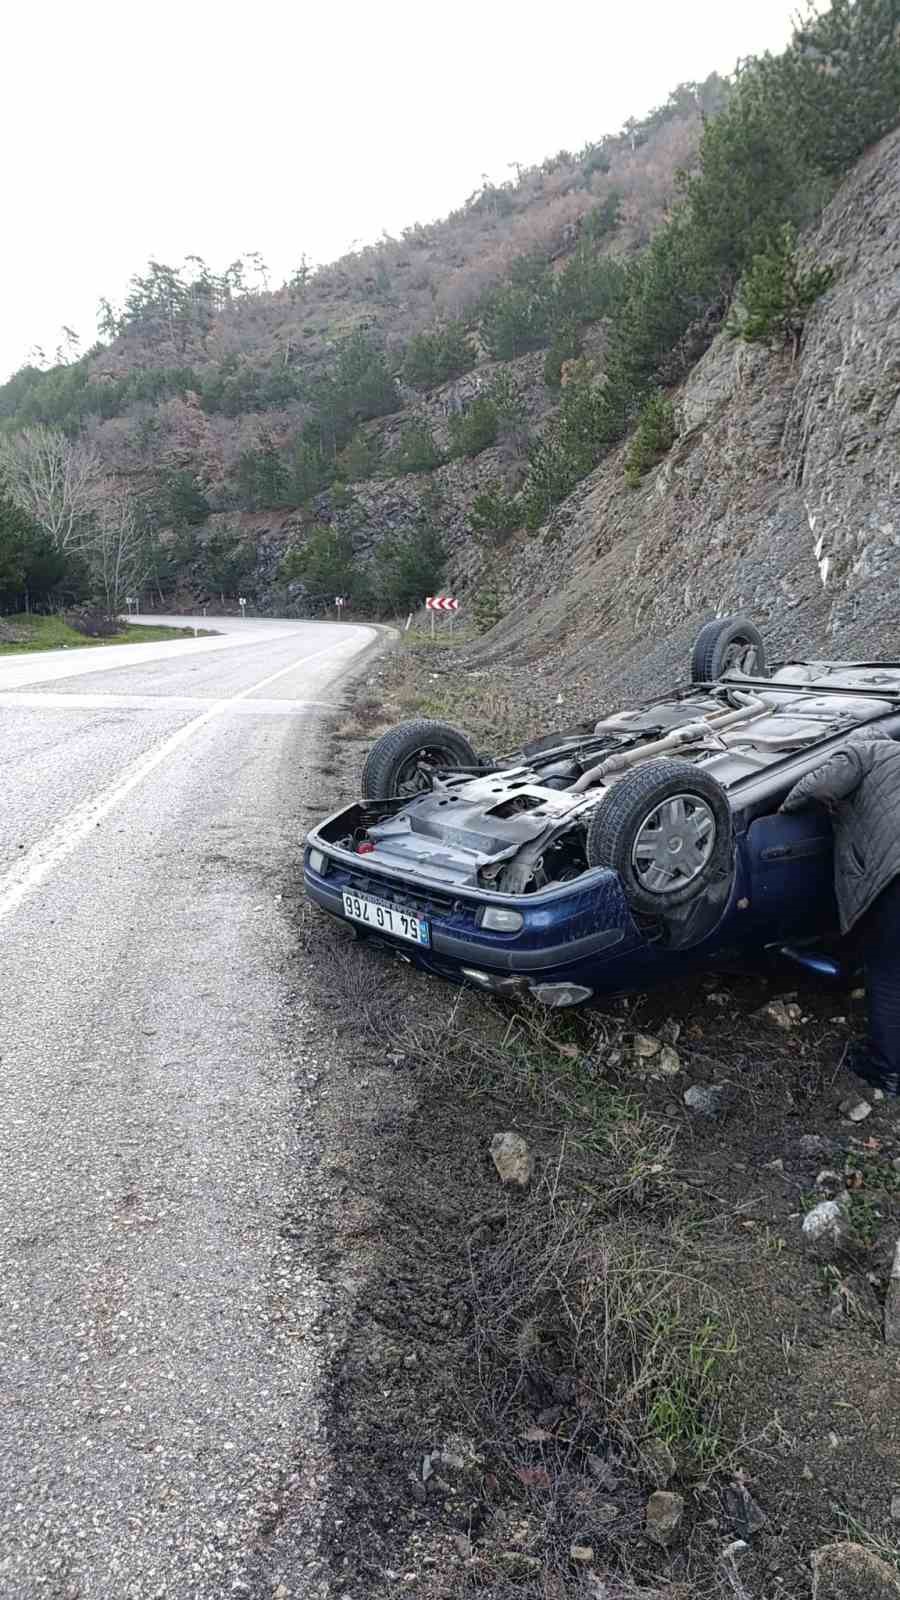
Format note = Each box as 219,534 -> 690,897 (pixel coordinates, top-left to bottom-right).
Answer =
379,635 -> 545,752
334,691 -> 395,740
467,1164 -> 738,1475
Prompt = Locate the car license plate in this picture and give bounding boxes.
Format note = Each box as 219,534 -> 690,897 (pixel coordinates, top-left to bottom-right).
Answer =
341,890 -> 430,946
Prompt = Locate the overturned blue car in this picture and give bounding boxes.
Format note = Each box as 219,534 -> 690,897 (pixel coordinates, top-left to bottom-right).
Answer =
303,617 -> 900,1005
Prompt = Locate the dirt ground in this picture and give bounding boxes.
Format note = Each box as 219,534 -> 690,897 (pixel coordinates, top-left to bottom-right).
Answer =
289,636 -> 900,1600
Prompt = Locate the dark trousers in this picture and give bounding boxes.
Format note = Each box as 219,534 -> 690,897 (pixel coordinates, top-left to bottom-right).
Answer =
856,876 -> 900,1075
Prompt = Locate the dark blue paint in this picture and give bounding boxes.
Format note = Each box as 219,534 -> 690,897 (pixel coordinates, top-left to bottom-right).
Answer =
303,804 -> 840,1001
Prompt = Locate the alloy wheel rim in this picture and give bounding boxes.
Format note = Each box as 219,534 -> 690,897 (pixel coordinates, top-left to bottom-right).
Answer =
632,793 -> 716,892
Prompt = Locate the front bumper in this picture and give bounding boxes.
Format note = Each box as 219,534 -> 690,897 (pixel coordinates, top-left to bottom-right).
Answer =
303,811 -> 645,1000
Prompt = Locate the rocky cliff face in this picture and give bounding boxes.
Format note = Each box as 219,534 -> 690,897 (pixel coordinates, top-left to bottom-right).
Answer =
476,127 -> 900,712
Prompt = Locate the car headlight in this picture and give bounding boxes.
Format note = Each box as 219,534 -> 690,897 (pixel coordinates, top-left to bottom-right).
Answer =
308,847 -> 327,874
480,906 -> 524,933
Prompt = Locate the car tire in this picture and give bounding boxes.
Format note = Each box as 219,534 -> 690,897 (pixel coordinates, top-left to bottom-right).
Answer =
585,759 -> 733,914
361,719 -> 480,800
690,616 -> 767,682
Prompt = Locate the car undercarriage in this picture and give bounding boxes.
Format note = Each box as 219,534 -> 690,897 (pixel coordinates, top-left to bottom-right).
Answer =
304,618 -> 900,1005
330,661 -> 900,904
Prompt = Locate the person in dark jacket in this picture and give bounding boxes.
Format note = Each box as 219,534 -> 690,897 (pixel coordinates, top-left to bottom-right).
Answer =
781,727 -> 900,1095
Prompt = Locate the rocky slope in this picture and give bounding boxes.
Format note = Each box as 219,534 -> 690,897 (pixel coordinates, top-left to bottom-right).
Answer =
473,127 -> 900,712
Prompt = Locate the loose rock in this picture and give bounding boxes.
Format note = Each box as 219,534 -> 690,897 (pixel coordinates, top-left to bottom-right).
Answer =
570,1544 -> 594,1565
654,1045 -> 682,1078
755,998 -> 803,1029
798,1134 -> 829,1158
722,1539 -> 750,1562
802,1194 -> 853,1253
723,1480 -> 767,1537
490,1131 -> 533,1188
838,1094 -> 872,1123
684,1083 -> 730,1117
646,1490 -> 684,1547
634,1033 -> 661,1059
812,1540 -> 900,1598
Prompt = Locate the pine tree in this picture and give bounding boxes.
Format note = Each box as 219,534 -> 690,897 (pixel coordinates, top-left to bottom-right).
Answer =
727,224 -> 835,353
772,0 -> 900,175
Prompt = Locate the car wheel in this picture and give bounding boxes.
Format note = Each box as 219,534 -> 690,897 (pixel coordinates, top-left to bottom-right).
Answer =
585,759 -> 733,915
361,719 -> 480,800
691,616 -> 767,682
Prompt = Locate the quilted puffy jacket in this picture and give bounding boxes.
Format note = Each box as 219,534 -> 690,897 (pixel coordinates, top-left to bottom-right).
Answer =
781,727 -> 900,933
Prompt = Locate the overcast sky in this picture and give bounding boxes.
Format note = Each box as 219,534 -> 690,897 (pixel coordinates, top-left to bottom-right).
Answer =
1,0 -> 804,383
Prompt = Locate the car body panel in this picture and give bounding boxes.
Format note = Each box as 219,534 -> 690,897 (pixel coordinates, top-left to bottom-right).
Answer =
303,659 -> 900,1003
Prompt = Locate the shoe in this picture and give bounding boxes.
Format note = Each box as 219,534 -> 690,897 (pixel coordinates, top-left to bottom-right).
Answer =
846,1044 -> 900,1098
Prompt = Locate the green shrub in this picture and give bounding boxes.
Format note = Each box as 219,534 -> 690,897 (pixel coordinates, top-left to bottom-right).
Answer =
280,524 -> 362,602
0,480 -> 75,606
403,322 -> 476,390
624,391 -> 676,486
373,525 -> 446,613
472,573 -> 506,632
448,394 -> 498,458
389,422 -> 443,475
200,528 -> 256,595
468,485 -> 522,542
165,468 -> 209,527
727,223 -> 835,350
234,438 -> 290,509
759,0 -> 900,177
337,430 -> 378,482
288,438 -> 334,503
479,256 -> 555,360
554,247 -> 627,326
544,321 -> 582,389
485,371 -> 525,424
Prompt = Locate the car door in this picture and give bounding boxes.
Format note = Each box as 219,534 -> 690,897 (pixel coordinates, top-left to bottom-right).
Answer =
741,807 -> 838,943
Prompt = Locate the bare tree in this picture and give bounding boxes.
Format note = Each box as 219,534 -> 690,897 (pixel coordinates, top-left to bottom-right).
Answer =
0,425 -> 104,553
89,491 -> 149,612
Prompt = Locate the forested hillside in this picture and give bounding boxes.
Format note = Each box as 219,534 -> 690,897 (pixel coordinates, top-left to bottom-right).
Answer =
0,0 -> 897,623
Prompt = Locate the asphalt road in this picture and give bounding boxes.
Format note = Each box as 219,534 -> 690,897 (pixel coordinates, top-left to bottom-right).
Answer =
0,616 -> 374,1599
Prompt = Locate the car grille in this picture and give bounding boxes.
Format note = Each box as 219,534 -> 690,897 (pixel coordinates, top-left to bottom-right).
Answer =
342,867 -> 458,919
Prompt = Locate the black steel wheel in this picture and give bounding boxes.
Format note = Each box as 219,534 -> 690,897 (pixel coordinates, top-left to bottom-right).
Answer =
361,719 -> 480,800
690,616 -> 767,682
585,759 -> 733,915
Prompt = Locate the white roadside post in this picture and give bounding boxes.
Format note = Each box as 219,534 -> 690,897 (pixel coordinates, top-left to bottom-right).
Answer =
238,596 -> 247,619
335,595 -> 345,620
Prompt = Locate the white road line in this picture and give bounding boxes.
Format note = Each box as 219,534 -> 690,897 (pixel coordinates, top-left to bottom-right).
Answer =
0,691 -> 341,714
0,633 -> 364,926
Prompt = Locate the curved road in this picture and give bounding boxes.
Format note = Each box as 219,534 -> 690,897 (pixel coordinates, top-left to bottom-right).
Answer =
0,617 -> 373,1599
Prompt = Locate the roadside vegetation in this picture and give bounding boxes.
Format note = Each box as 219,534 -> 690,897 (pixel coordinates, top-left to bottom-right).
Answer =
0,612 -> 210,654
363,627 -> 536,751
